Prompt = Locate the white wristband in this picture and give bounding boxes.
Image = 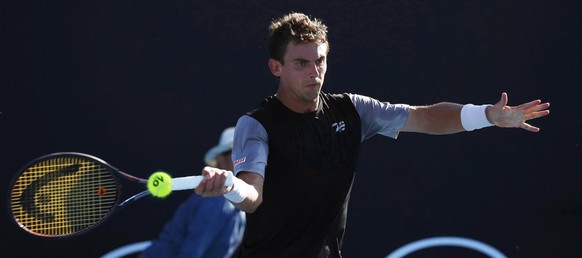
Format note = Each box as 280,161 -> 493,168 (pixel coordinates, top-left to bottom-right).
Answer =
223,177 -> 251,203
460,104 -> 494,131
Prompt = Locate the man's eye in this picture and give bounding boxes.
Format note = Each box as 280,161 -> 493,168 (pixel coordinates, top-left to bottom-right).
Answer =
296,61 -> 306,66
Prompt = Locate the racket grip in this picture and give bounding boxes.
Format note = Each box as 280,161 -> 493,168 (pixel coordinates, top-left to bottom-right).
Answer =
172,176 -> 203,191
172,172 -> 234,191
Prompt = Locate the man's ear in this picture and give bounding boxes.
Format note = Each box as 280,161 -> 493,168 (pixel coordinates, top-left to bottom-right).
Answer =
268,58 -> 282,77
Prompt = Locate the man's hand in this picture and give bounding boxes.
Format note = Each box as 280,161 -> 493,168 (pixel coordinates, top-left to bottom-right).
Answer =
194,166 -> 233,197
486,92 -> 550,132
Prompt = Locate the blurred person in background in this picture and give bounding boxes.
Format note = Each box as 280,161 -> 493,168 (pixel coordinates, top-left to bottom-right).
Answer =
141,127 -> 245,258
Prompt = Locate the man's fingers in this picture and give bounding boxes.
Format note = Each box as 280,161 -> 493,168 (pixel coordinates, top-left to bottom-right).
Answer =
525,110 -> 550,120
213,172 -> 223,189
195,167 -> 233,197
495,92 -> 508,108
527,102 -> 550,112
521,122 -> 540,132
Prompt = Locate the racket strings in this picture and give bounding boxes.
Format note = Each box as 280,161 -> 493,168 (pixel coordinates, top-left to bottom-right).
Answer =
10,156 -> 119,237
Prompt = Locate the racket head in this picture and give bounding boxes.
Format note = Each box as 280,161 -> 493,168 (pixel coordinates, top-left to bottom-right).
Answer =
8,152 -> 122,238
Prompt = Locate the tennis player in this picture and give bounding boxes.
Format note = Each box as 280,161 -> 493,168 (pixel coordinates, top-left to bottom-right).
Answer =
195,12 -> 550,258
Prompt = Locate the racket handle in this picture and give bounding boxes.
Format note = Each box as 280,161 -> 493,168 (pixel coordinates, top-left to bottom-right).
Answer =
172,171 -> 234,191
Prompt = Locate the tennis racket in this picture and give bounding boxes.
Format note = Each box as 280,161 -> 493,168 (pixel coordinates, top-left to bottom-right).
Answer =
8,152 -> 233,238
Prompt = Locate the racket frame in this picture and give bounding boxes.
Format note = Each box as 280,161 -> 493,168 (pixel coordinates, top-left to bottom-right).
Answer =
8,152 -> 228,238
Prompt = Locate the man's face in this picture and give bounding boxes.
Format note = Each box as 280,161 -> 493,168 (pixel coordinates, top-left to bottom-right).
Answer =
275,42 -> 328,104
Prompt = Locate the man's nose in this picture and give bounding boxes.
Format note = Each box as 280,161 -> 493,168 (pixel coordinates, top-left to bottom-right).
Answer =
308,63 -> 320,78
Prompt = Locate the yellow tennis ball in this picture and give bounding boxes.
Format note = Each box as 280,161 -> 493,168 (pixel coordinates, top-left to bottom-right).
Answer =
147,171 -> 173,198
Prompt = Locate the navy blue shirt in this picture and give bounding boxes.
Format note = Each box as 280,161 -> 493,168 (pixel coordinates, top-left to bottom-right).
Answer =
141,195 -> 245,258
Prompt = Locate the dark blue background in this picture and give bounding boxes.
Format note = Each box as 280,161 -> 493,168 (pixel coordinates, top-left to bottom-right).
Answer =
2,1 -> 580,257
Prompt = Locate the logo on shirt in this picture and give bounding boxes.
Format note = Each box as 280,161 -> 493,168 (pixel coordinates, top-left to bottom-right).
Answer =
233,157 -> 246,167
332,121 -> 346,133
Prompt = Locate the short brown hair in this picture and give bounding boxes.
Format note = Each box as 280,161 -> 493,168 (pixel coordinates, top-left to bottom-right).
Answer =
268,12 -> 329,63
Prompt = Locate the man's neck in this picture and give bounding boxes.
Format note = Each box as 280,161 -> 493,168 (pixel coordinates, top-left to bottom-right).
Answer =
274,92 -> 320,113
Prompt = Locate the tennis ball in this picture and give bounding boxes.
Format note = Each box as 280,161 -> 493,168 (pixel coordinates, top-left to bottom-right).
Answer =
147,171 -> 173,198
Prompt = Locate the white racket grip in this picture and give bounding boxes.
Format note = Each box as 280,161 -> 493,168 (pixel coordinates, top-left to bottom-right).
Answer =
171,171 -> 234,191
171,176 -> 203,191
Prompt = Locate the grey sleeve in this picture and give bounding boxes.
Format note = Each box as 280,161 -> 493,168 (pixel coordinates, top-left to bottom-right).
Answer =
347,93 -> 410,141
232,115 -> 268,178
